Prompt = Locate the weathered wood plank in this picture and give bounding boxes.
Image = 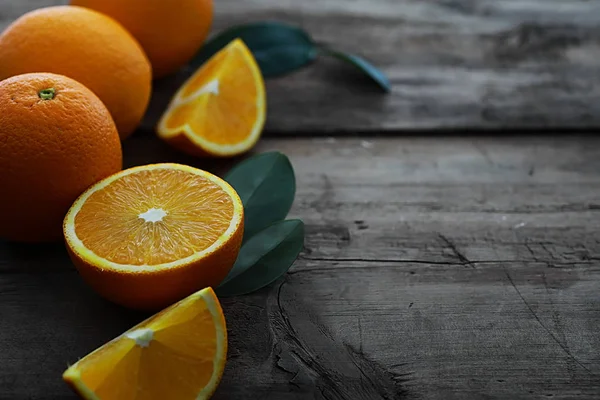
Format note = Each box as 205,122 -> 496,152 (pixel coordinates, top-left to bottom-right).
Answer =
2,0 -> 600,132
1,136 -> 599,399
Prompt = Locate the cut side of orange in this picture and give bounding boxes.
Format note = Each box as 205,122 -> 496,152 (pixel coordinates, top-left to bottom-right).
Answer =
157,39 -> 266,157
63,163 -> 244,310
63,287 -> 227,400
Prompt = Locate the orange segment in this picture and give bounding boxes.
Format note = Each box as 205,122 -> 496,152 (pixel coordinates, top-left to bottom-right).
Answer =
157,39 -> 266,157
63,287 -> 227,400
63,163 -> 244,310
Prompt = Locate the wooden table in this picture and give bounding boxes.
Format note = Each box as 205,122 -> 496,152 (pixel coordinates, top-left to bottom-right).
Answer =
2,1 -> 599,399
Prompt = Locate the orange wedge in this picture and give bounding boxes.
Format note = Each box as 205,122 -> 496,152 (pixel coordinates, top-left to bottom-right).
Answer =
63,163 -> 244,310
157,39 -> 266,157
63,287 -> 227,400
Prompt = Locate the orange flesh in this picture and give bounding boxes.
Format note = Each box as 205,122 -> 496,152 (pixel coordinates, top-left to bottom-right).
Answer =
179,49 -> 229,99
75,295 -> 219,399
163,43 -> 261,145
74,168 -> 233,266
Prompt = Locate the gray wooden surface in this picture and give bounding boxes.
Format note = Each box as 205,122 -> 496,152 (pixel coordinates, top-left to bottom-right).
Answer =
2,0 -> 600,132
1,1 -> 600,400
1,135 -> 599,399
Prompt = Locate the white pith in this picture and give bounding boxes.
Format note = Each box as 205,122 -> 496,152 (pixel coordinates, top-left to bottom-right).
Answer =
138,208 -> 167,223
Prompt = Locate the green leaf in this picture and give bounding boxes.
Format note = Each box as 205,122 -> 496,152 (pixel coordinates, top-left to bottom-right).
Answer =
192,22 -> 318,78
217,220 -> 304,297
322,48 -> 392,92
225,152 -> 296,240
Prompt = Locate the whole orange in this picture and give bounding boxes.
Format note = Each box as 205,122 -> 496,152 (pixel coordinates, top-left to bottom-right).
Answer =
0,6 -> 152,139
0,73 -> 123,243
71,0 -> 213,78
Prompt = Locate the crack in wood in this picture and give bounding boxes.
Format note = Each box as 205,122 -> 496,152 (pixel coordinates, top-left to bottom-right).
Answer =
542,272 -> 577,380
298,256 -> 469,266
346,345 -> 398,400
358,316 -> 364,354
540,242 -> 559,261
437,233 -> 475,268
269,281 -> 410,399
524,242 -> 539,261
292,258 -> 596,277
504,268 -> 595,376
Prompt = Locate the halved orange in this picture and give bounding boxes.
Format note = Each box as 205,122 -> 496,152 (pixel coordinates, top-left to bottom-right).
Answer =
157,39 -> 266,157
63,163 -> 244,310
63,287 -> 227,400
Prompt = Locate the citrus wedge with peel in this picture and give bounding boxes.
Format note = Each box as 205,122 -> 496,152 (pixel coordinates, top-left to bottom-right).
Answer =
157,39 -> 266,157
63,163 -> 244,310
63,287 -> 227,400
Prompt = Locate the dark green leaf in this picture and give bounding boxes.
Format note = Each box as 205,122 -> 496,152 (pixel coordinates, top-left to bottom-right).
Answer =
225,152 -> 296,240
217,220 -> 304,297
322,48 -> 392,92
192,22 -> 318,78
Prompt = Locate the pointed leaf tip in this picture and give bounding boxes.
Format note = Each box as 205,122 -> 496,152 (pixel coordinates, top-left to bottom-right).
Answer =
323,48 -> 392,92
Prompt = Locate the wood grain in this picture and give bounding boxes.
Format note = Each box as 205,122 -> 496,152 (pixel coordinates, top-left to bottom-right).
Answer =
2,0 -> 600,132
1,135 -> 599,399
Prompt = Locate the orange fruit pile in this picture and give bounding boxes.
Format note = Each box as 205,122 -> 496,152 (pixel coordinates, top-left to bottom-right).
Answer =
63,163 -> 244,310
71,0 -> 214,79
0,73 -> 122,242
157,39 -> 266,157
0,3 -> 268,396
63,287 -> 227,400
0,6 -> 152,138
